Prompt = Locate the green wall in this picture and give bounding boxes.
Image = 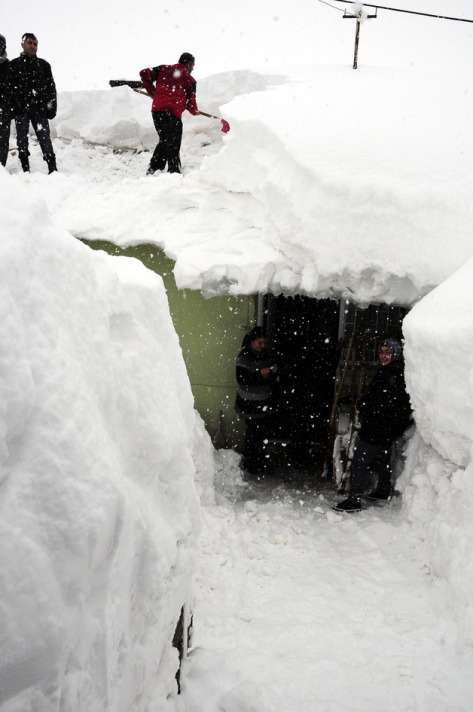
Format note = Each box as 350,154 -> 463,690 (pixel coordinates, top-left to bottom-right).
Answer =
82,240 -> 255,448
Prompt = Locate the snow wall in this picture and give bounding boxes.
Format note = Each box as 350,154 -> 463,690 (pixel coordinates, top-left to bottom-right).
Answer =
0,170 -> 214,711
400,259 -> 473,649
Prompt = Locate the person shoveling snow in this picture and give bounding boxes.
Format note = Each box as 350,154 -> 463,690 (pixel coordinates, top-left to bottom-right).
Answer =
111,53 -> 230,175
139,52 -> 198,175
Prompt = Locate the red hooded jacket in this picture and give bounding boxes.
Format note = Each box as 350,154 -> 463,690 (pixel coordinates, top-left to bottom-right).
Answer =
139,63 -> 198,118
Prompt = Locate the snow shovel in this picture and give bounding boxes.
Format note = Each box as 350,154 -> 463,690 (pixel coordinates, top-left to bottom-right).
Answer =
130,87 -> 230,133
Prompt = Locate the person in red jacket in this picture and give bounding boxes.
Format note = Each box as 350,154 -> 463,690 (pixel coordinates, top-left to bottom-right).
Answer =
139,52 -> 198,175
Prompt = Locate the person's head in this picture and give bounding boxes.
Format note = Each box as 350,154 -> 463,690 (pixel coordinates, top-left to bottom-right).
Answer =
243,326 -> 268,352
379,338 -> 402,366
179,52 -> 195,72
0,34 -> 6,57
21,32 -> 38,57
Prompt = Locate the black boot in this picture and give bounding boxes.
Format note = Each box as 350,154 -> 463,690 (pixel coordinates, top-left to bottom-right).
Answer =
19,153 -> 30,173
333,496 -> 362,513
45,154 -> 57,174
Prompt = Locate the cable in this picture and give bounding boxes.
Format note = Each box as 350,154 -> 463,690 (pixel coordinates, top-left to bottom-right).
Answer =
317,0 -> 346,12
330,0 -> 473,23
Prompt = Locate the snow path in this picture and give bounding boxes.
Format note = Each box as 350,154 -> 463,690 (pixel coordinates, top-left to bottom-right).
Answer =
183,453 -> 472,712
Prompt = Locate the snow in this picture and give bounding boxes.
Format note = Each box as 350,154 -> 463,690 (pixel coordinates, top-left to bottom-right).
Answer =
2,1 -> 473,710
0,172 -> 209,710
11,62 -> 473,304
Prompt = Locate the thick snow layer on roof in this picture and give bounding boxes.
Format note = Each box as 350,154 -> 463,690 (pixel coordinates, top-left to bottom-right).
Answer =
19,60 -> 473,306
0,171 -> 211,710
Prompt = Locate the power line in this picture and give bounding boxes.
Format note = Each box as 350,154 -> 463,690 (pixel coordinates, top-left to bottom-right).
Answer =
330,0 -> 473,23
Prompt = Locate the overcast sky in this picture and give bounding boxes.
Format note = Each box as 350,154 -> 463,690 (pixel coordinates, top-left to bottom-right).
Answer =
5,1 -> 473,90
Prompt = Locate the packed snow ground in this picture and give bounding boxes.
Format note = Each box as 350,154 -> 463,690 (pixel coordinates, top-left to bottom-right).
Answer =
181,447 -> 473,712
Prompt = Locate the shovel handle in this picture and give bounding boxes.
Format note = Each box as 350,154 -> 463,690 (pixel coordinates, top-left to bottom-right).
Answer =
198,110 -> 219,120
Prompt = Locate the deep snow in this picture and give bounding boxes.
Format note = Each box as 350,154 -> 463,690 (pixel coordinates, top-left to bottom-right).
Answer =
3,1 -> 473,710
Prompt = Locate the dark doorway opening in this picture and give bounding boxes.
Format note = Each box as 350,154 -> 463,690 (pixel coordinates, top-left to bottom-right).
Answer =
265,295 -> 340,468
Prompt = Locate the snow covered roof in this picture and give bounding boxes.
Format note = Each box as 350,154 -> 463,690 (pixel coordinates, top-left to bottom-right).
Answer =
19,59 -> 473,307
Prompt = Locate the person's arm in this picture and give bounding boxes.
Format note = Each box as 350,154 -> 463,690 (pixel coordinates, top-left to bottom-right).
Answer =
185,80 -> 198,115
139,66 -> 161,97
40,60 -> 57,119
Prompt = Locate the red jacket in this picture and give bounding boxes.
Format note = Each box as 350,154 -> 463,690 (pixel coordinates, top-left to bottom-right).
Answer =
139,63 -> 198,118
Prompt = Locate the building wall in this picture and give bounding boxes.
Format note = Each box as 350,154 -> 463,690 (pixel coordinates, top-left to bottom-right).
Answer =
82,240 -> 255,449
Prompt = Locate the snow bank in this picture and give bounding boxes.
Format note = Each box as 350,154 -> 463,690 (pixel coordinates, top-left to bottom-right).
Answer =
398,259 -> 473,650
0,170 -> 209,711
403,257 -> 473,468
197,66 -> 473,303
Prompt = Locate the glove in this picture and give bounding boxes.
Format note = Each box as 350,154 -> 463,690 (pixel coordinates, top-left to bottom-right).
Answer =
46,101 -> 57,120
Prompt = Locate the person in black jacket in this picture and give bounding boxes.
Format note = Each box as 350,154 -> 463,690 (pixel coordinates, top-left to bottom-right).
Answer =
235,327 -> 278,475
0,34 -> 10,167
8,33 -> 57,173
334,338 -> 411,512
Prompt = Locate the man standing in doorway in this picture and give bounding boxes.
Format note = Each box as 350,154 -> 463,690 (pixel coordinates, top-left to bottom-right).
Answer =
0,34 -> 10,167
139,53 -> 199,175
333,338 -> 411,512
9,33 -> 57,173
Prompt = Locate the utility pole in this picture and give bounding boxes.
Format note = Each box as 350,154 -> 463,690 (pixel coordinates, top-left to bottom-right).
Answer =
343,6 -> 377,69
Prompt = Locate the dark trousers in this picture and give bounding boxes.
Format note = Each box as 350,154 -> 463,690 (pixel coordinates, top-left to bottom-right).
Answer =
349,438 -> 392,499
150,111 -> 183,173
243,418 -> 269,473
15,114 -> 55,157
0,109 -> 10,166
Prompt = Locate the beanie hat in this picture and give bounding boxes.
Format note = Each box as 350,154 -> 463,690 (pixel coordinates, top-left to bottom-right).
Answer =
380,338 -> 403,363
0,35 -> 6,50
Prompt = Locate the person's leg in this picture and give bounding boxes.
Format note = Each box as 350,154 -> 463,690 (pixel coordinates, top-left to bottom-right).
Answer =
243,418 -> 268,473
31,116 -> 56,172
333,438 -> 383,512
15,115 -> 31,171
165,114 -> 183,173
349,439 -> 384,499
149,112 -> 169,173
0,110 -> 11,166
367,446 -> 393,498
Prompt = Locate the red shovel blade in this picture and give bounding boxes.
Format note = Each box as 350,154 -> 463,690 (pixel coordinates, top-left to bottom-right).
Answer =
220,119 -> 230,134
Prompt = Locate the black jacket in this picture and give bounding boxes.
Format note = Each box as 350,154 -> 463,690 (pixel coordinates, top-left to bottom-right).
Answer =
358,358 -> 411,446
235,346 -> 276,420
0,57 -> 9,108
7,54 -> 57,119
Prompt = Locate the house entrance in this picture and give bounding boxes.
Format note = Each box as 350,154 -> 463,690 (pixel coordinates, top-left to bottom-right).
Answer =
264,295 -> 340,468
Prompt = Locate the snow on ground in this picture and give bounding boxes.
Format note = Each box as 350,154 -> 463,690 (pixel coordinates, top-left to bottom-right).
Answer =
179,448 -> 473,712
0,171 -> 212,711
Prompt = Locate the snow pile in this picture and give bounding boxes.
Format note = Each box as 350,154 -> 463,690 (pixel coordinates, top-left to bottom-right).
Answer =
198,66 -> 473,303
403,257 -> 473,468
397,259 -> 473,648
52,87 -> 156,151
0,170 -> 209,711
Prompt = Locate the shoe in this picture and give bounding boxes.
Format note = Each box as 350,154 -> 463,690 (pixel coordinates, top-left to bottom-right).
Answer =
146,166 -> 156,175
19,153 -> 30,173
333,497 -> 362,513
366,490 -> 391,501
